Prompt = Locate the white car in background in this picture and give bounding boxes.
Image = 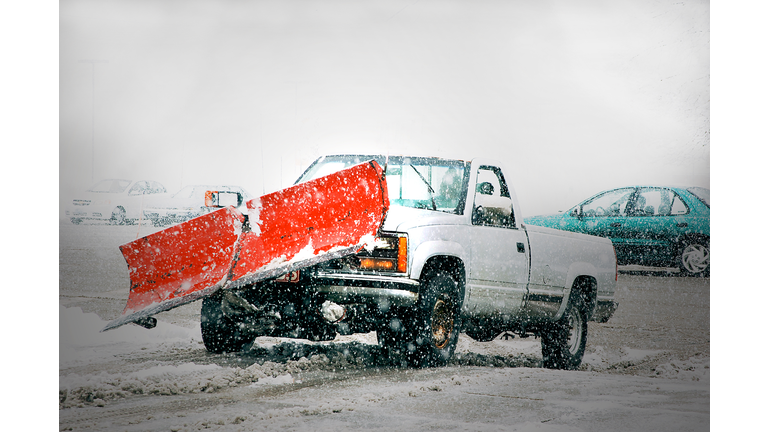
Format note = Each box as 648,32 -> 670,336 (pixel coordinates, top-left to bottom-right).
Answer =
66,179 -> 168,225
143,185 -> 252,227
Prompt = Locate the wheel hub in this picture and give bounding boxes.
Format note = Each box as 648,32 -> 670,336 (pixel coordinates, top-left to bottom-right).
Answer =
431,298 -> 454,349
566,313 -> 583,355
682,244 -> 709,273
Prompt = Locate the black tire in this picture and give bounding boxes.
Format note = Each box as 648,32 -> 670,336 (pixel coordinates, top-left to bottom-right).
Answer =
677,238 -> 710,277
407,269 -> 462,368
540,294 -> 587,370
201,294 -> 255,354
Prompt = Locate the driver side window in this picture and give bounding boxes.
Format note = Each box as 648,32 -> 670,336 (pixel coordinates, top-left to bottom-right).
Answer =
472,166 -> 515,228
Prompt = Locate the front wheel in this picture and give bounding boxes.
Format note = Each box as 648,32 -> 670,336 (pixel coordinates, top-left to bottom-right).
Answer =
540,295 -> 587,370
201,294 -> 256,353
678,239 -> 710,277
408,270 -> 462,368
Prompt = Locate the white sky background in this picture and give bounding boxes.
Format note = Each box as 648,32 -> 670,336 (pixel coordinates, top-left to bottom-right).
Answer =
59,0 -> 709,217
7,1 -> 766,427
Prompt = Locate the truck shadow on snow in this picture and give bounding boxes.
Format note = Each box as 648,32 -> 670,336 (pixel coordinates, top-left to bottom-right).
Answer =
202,337 -> 542,371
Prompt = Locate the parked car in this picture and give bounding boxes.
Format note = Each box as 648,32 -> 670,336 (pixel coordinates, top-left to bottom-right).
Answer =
524,186 -> 710,276
143,185 -> 252,226
66,179 -> 168,225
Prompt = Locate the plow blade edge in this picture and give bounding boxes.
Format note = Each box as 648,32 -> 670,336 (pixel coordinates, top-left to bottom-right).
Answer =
102,160 -> 389,332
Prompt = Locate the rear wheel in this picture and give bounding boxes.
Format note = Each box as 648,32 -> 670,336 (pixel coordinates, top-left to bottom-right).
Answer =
201,294 -> 256,353
541,294 -> 587,370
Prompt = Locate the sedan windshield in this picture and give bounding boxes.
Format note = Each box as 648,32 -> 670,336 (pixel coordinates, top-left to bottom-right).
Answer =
296,155 -> 470,214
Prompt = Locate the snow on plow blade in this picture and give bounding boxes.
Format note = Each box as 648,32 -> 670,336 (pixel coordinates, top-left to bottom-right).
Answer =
102,161 -> 389,332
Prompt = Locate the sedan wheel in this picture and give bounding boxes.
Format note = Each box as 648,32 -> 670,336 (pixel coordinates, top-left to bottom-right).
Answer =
679,240 -> 710,277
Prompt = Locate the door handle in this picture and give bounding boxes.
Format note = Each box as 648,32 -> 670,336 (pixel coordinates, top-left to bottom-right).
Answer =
517,242 -> 525,253
610,223 -> 621,227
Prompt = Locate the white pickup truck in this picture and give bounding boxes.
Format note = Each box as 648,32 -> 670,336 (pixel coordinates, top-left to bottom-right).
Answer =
201,155 -> 618,370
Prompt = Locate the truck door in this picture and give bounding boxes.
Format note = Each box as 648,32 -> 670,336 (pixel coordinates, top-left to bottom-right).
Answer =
466,165 -> 529,317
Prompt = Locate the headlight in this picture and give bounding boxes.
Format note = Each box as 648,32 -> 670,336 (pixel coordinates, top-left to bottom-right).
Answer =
357,233 -> 408,273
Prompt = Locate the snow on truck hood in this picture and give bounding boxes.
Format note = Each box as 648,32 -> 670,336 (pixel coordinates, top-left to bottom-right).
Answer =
381,205 -> 464,232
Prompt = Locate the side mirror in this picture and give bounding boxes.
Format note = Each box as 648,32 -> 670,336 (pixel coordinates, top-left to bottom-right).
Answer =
205,191 -> 243,208
570,206 -> 583,219
476,182 -> 494,195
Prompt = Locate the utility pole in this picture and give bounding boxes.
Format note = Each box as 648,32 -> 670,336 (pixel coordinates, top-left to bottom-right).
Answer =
79,59 -> 108,184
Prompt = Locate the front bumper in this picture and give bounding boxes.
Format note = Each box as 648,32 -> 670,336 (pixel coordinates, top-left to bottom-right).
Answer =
309,272 -> 420,307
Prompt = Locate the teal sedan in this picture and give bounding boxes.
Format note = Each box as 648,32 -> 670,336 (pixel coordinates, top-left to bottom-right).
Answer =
524,186 -> 710,276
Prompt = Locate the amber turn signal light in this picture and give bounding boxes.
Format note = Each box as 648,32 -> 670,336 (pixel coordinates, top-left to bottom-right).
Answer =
359,258 -> 396,271
397,236 -> 408,273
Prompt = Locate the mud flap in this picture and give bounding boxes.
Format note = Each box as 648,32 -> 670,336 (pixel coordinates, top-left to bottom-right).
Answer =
102,160 -> 389,332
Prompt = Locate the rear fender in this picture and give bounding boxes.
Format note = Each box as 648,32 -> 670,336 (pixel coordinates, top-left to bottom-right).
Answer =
557,263 -> 599,320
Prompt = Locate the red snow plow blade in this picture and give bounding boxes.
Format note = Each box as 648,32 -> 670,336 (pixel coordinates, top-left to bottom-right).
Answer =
102,160 -> 389,332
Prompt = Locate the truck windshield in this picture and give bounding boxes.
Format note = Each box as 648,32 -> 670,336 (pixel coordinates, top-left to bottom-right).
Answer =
296,155 -> 470,214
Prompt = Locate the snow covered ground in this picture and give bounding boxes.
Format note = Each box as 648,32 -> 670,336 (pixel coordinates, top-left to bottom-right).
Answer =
59,302 -> 708,431
55,220 -> 711,430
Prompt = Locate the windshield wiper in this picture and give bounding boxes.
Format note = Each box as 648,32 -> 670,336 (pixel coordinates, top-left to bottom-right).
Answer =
409,164 -> 436,211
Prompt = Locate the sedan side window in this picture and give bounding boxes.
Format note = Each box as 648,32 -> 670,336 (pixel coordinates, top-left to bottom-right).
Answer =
631,188 -> 689,216
472,166 -> 515,228
670,192 -> 689,215
580,188 -> 634,217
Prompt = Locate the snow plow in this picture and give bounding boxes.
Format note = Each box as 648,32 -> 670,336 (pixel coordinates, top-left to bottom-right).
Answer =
102,160 -> 389,332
